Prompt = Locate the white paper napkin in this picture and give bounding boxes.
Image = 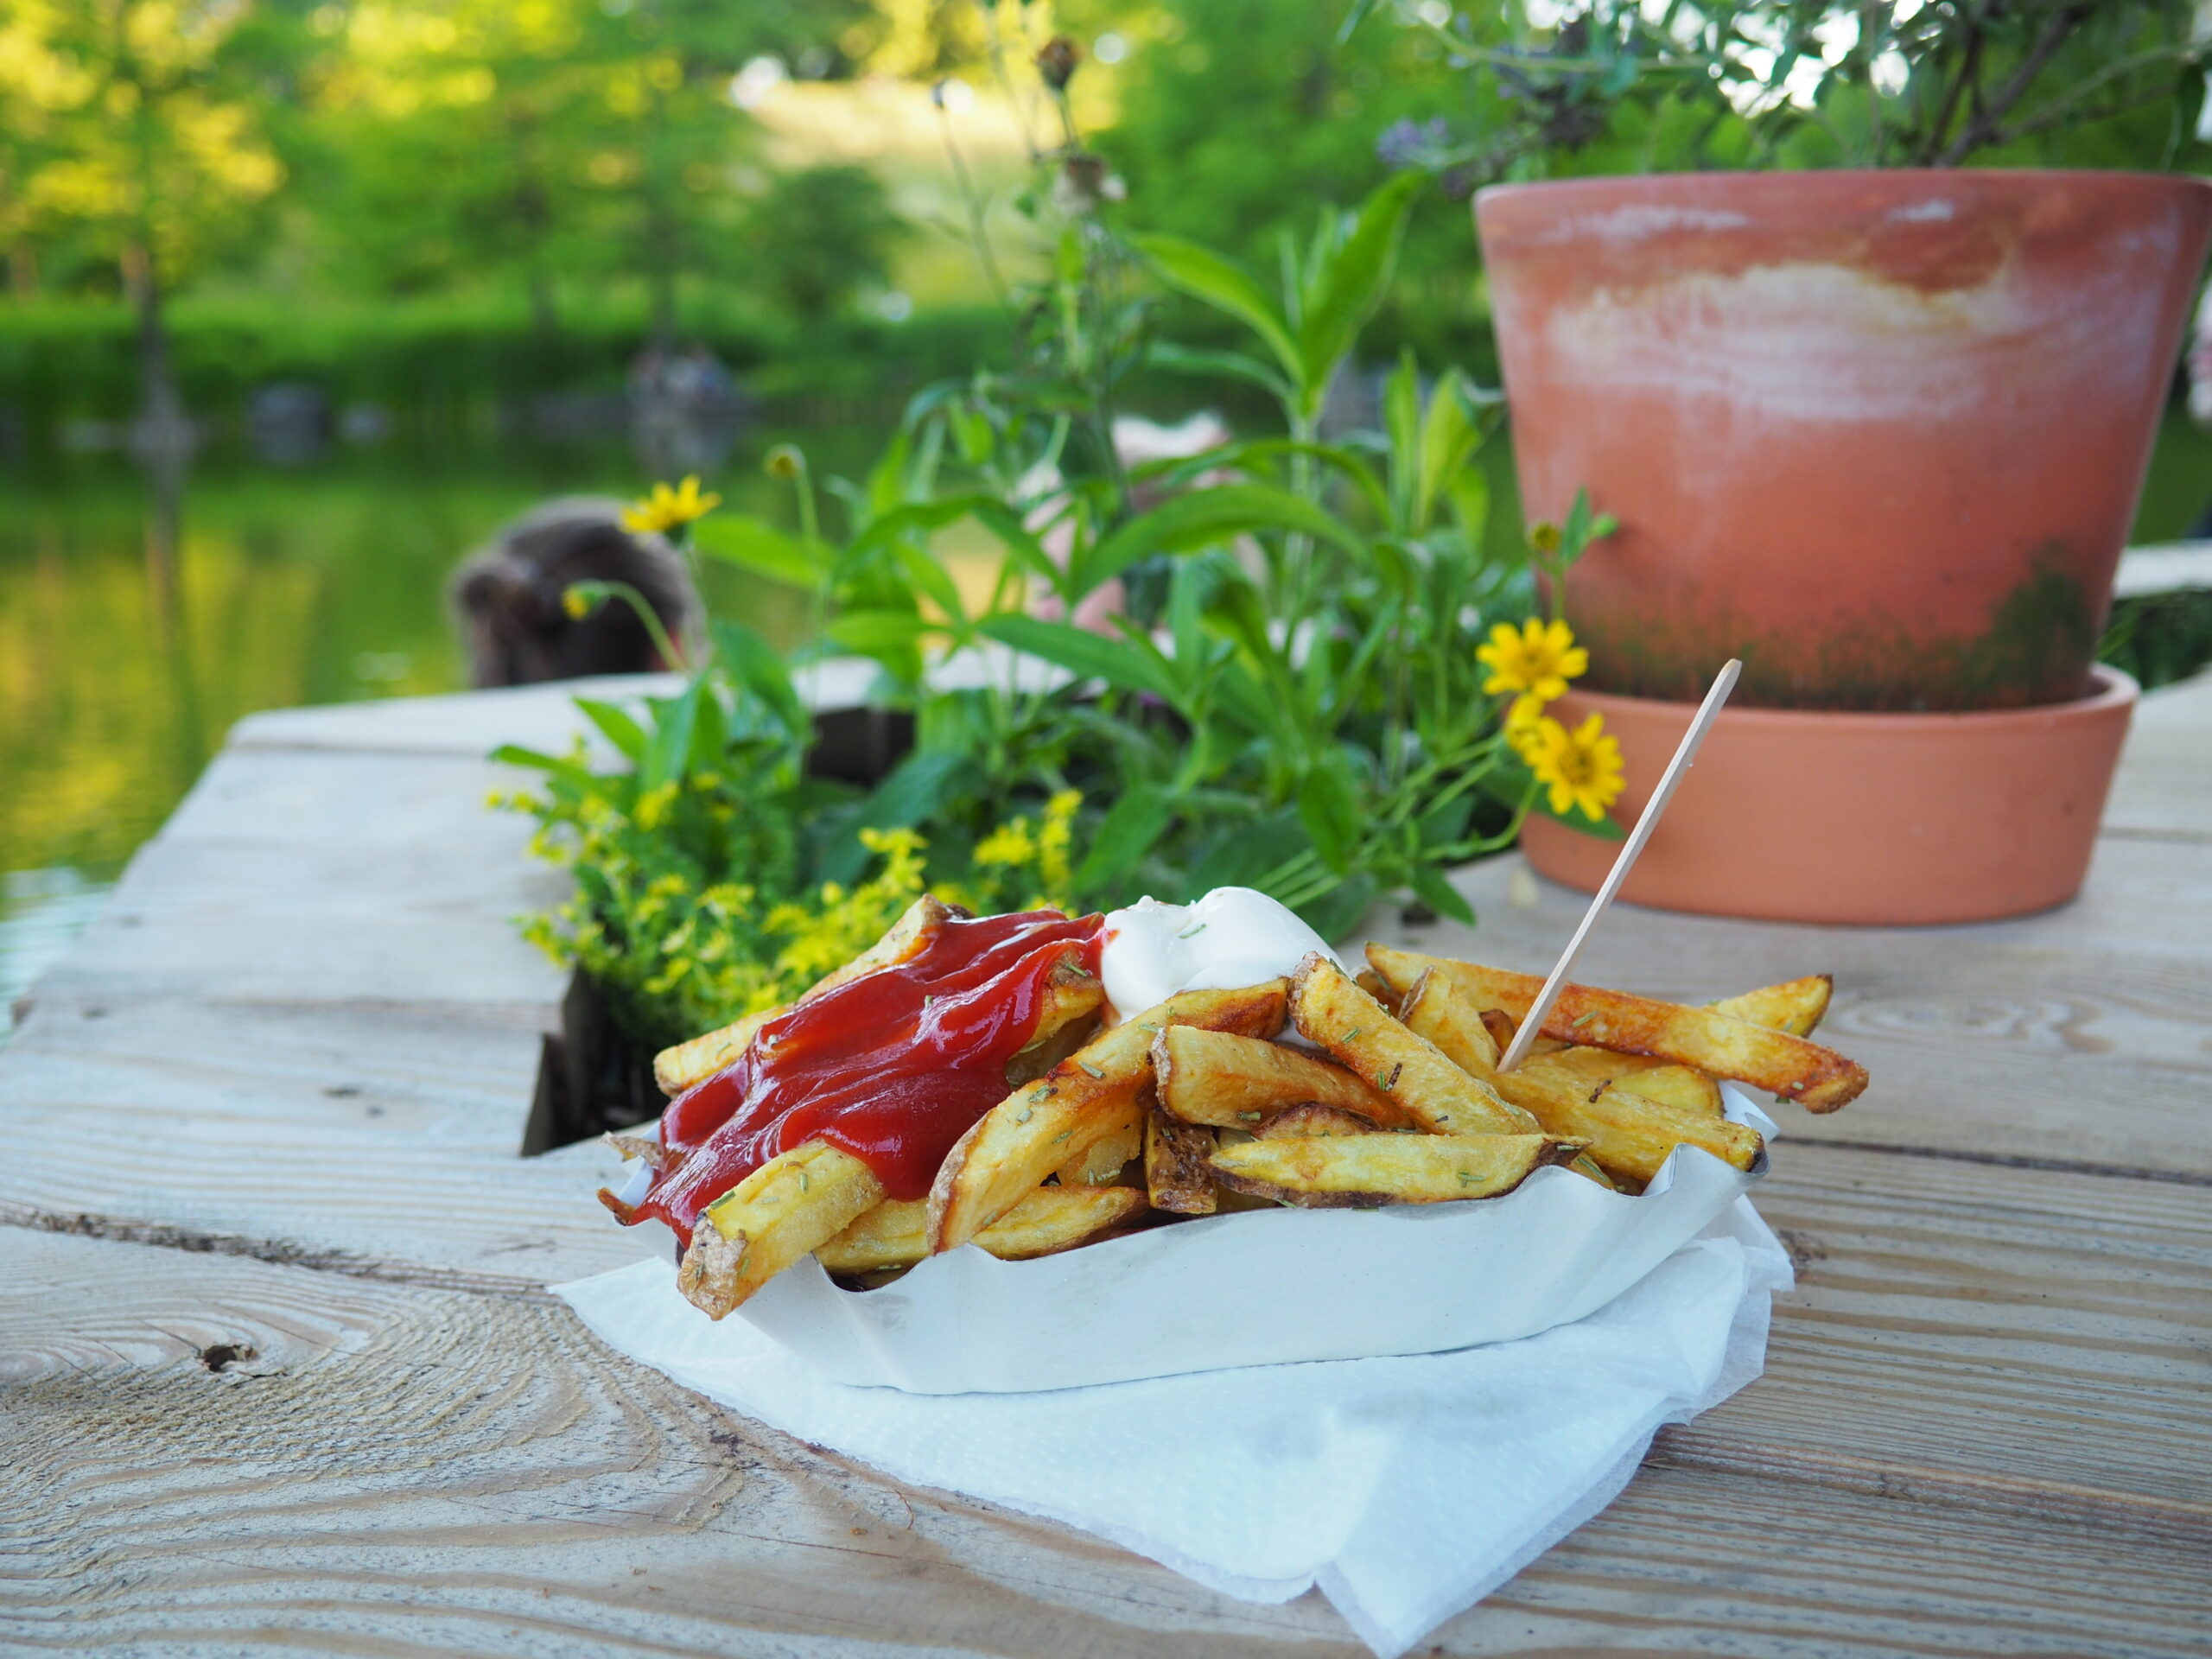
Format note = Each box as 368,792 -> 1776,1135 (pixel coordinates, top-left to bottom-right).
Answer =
554,1198 -> 1792,1656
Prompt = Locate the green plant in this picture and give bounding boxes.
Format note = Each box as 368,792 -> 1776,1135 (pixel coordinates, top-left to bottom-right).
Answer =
1351,1 -> 2209,183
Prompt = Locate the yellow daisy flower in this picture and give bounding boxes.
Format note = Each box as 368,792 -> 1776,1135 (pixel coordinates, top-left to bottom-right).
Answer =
621,474 -> 722,535
1503,693 -> 1548,761
1477,617 -> 1589,703
1527,712 -> 1624,823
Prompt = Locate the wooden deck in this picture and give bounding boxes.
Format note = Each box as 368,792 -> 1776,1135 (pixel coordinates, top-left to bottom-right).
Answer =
4,670 -> 2209,1656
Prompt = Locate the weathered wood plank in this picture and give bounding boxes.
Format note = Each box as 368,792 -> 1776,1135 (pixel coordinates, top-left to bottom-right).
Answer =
5,1229 -> 2206,1658
2104,669 -> 2212,842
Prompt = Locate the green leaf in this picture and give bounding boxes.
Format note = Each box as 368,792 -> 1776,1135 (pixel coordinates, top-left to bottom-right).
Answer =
1294,171 -> 1426,420
1295,871 -> 1379,944
893,543 -> 969,631
488,743 -> 595,791
978,614 -> 1181,703
1146,340 -> 1294,406
1075,785 -> 1177,893
1532,791 -> 1629,840
686,681 -> 729,774
571,698 -> 647,764
711,620 -> 808,740
1128,233 -> 1303,390
1407,861 -> 1477,926
690,514 -> 826,589
1415,370 -> 1485,535
828,609 -> 932,657
1383,349 -> 1421,528
1296,754 -> 1362,873
1077,482 -> 1361,598
640,677 -> 704,792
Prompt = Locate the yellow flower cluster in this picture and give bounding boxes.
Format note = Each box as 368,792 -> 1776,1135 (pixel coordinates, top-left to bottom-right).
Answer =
1476,616 -> 1624,823
620,474 -> 721,536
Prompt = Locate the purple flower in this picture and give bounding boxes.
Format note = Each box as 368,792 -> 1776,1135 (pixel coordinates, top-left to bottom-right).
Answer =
1376,117 -> 1452,169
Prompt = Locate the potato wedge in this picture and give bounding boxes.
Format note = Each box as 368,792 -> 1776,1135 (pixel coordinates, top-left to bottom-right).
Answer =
654,895 -> 965,1095
1354,967 -> 1395,1007
1534,1046 -> 1723,1117
1567,1152 -> 1619,1192
1146,1103 -> 1218,1215
817,1185 -> 1146,1274
1363,946 -> 1866,1113
1211,1132 -> 1577,1208
927,980 -> 1288,1252
677,1140 -> 886,1317
1255,1103 -> 1384,1139
1709,974 -> 1832,1038
1010,968 -> 1107,1085
1055,1100 -> 1142,1186
1398,968 -> 1501,1069
1151,1026 -> 1412,1130
1288,954 -> 1537,1135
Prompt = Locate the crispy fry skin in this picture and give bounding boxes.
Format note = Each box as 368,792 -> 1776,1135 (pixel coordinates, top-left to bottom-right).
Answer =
677,1141 -> 886,1318
1255,1103 -> 1384,1139
1399,968 -> 1502,1069
816,1185 -> 1146,1274
1708,975 -> 1832,1038
1055,1100 -> 1142,1186
1211,1132 -> 1577,1208
653,895 -> 966,1095
1146,1102 -> 1218,1215
1389,967 -> 1762,1184
1363,945 -> 1866,1113
1009,969 -> 1107,1085
1288,955 -> 1537,1135
1151,1026 -> 1412,1130
1535,1046 -> 1723,1116
927,981 -> 1289,1253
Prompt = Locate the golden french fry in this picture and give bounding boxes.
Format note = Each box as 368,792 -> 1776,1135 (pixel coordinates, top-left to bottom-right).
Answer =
1146,1103 -> 1218,1215
1399,968 -> 1501,1069
1009,961 -> 1109,1085
1388,966 -> 1762,1184
1709,975 -> 1832,1038
1355,967 -> 1395,1008
1151,1026 -> 1412,1130
654,895 -> 965,1095
817,1185 -> 1147,1274
1211,1132 -> 1577,1208
1288,954 -> 1536,1135
1363,946 -> 1866,1113
1055,1100 -> 1142,1186
677,1140 -> 886,1317
927,981 -> 1288,1253
1535,1046 -> 1723,1116
1255,1103 -> 1384,1140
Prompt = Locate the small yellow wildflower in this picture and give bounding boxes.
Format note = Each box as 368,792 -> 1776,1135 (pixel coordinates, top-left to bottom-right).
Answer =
1478,617 -> 1588,703
562,585 -> 596,620
975,818 -> 1038,868
1527,712 -> 1625,823
1036,790 -> 1081,898
621,474 -> 722,536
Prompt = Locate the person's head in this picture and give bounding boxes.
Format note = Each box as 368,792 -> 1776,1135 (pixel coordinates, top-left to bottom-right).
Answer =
450,498 -> 700,687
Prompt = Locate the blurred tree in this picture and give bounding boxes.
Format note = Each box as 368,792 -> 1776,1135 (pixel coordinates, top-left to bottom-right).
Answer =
0,0 -> 285,434
743,162 -> 907,322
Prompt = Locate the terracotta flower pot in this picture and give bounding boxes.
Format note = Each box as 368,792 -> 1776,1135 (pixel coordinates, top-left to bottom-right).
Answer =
1518,666 -> 2138,925
1476,170 -> 2212,711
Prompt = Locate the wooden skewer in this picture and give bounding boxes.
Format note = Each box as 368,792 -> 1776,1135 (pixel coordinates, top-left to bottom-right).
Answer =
1495,658 -> 1742,1073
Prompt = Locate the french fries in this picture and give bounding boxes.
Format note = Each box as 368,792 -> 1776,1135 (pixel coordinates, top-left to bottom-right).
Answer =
654,895 -> 965,1095
1364,946 -> 1868,1112
927,981 -> 1288,1253
1145,1103 -> 1219,1214
1289,955 -> 1538,1135
1151,1026 -> 1411,1129
1055,1102 -> 1142,1186
1256,1103 -> 1385,1139
817,1185 -> 1145,1274
621,899 -> 1866,1315
1211,1133 -> 1578,1208
677,1140 -> 886,1318
1396,968 -> 1760,1185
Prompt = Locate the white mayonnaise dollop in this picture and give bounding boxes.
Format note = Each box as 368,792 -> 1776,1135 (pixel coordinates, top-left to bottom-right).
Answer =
1099,887 -> 1346,1021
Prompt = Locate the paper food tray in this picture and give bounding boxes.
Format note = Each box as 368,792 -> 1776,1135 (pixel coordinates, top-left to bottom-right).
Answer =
585,1084 -> 1774,1395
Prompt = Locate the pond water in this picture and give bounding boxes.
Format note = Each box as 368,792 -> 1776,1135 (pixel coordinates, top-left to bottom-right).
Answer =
4,404 -> 2209,1039
0,424 -> 877,1035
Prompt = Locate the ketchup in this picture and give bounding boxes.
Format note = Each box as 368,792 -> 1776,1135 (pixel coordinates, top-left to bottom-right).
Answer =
622,909 -> 1103,1247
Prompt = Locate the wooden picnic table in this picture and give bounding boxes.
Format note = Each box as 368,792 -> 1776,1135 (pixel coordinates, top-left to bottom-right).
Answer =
4,666 -> 2209,1656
